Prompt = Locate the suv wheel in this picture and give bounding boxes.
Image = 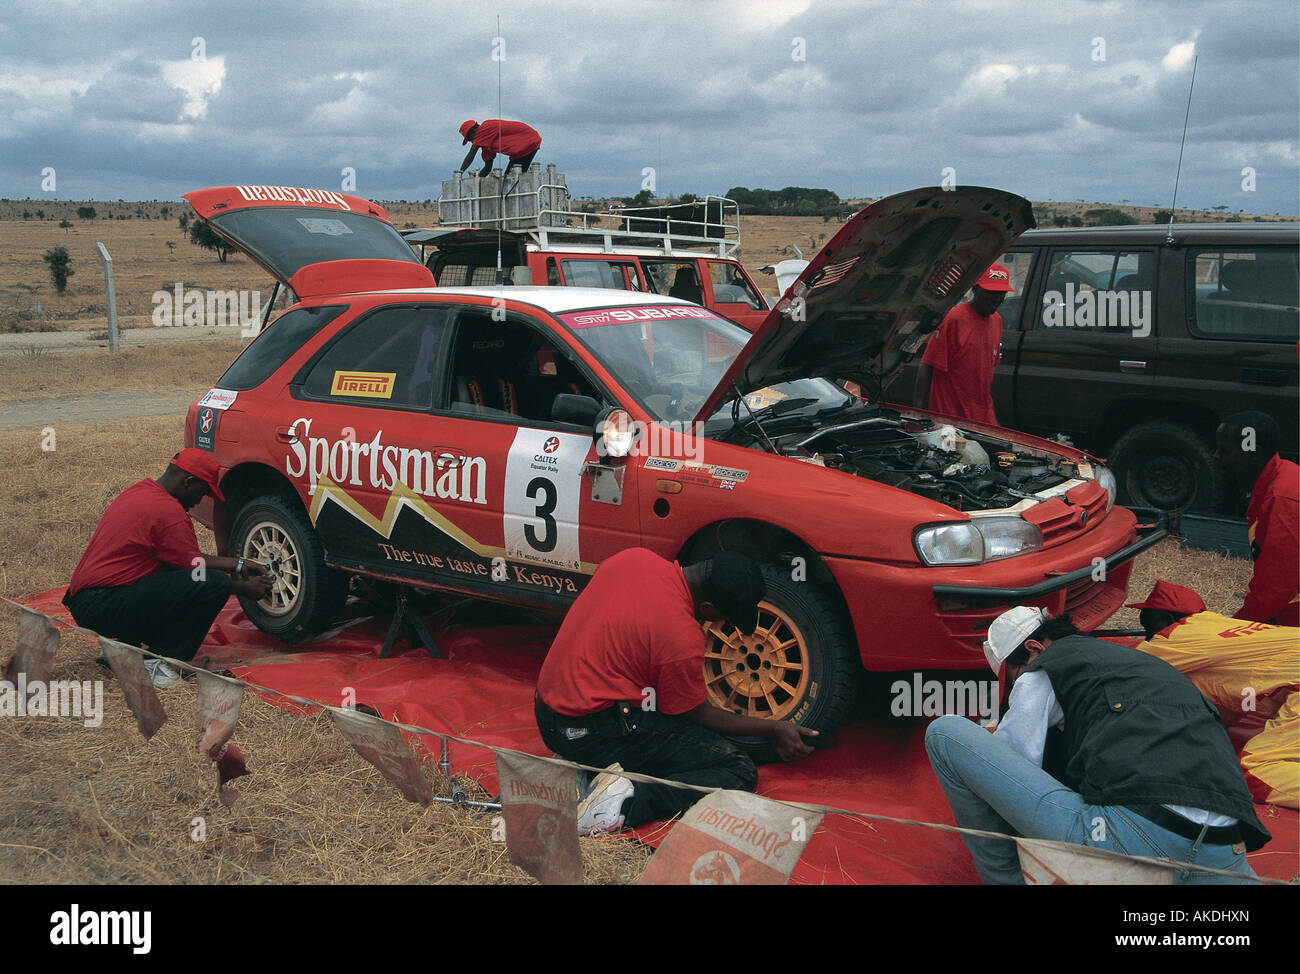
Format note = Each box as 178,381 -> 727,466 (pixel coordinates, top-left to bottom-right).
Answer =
1109,421 -> 1219,513
229,494 -> 349,642
702,564 -> 859,760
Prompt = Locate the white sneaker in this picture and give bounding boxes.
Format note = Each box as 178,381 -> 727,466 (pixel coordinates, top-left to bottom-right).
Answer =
143,657 -> 183,689
576,766 -> 634,835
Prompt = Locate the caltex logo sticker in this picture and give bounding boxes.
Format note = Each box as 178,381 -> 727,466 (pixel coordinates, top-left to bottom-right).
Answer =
542,436 -> 560,454
199,409 -> 214,434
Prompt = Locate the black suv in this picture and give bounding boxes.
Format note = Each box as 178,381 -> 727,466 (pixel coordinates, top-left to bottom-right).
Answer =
892,222 -> 1299,513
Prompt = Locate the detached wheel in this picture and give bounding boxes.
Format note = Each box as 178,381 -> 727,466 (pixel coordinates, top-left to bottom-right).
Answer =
1109,421 -> 1220,513
702,563 -> 859,760
228,494 -> 348,643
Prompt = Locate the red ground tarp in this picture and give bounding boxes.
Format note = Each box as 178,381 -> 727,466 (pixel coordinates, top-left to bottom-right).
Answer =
25,589 -> 1299,885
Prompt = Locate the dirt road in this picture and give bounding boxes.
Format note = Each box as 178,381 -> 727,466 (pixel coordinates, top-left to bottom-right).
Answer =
0,390 -> 200,430
0,326 -> 245,356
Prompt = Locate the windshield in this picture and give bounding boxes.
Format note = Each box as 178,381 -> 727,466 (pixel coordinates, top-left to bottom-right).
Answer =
557,303 -> 853,424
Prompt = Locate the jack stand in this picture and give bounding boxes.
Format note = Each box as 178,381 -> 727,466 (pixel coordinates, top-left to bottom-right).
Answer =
440,735 -> 466,803
379,589 -> 441,659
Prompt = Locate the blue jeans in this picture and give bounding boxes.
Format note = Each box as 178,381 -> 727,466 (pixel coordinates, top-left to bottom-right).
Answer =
925,714 -> 1259,885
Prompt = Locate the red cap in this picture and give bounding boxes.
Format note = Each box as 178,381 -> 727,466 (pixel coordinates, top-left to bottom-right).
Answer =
1125,579 -> 1205,615
172,448 -> 225,502
975,263 -> 1014,293
459,119 -> 477,144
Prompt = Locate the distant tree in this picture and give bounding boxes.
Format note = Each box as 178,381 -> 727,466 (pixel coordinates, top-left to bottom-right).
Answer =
42,246 -> 74,292
166,241 -> 175,252
22,210 -> 31,219
160,206 -> 170,218
1069,215 -> 1083,227
630,189 -> 654,206
1152,210 -> 1173,224
76,205 -> 97,220
1212,204 -> 1229,211
1053,214 -> 1072,227
59,219 -> 72,233
35,209 -> 45,220
1089,208 -> 1137,226
178,213 -> 190,233
189,220 -> 231,262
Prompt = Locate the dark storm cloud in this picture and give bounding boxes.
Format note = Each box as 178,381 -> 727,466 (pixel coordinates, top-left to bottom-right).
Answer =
0,0 -> 1294,214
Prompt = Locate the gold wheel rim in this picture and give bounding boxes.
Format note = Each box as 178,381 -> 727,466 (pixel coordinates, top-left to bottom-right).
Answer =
702,601 -> 810,720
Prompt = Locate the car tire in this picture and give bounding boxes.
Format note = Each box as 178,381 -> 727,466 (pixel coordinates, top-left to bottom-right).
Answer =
1108,420 -> 1220,514
702,563 -> 860,762
228,493 -> 349,643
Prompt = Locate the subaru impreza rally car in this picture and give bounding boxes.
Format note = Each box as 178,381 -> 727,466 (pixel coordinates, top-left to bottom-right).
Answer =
182,183 -> 1164,738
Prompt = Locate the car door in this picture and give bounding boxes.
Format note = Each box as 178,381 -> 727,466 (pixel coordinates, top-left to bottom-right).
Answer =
284,303 -> 455,578
435,305 -> 644,605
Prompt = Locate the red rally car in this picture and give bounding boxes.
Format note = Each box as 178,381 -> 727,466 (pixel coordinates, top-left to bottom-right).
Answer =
183,183 -> 1165,738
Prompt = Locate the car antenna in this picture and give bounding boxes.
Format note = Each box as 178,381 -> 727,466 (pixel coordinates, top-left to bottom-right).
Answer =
495,13 -> 506,287
1165,53 -> 1198,245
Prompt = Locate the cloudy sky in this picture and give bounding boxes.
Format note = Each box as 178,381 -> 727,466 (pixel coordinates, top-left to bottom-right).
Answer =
1,0 -> 1296,214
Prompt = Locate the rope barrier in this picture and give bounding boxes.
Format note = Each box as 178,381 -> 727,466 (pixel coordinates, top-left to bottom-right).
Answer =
0,593 -> 1288,885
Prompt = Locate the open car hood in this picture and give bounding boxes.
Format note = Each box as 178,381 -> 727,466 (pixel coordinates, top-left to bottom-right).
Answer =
694,186 -> 1035,422
183,185 -> 432,298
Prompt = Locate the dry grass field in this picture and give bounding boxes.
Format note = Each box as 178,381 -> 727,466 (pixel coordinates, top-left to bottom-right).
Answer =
0,196 -> 1264,885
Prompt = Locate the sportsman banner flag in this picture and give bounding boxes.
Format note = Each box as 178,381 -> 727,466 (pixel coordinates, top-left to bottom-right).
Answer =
1017,838 -> 1175,885
639,790 -> 824,885
195,670 -> 243,755
494,750 -> 581,885
3,607 -> 60,685
211,741 -> 249,807
328,707 -> 433,805
98,638 -> 167,739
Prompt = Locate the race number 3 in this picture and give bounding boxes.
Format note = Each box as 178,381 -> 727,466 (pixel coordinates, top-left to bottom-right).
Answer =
504,430 -> 585,569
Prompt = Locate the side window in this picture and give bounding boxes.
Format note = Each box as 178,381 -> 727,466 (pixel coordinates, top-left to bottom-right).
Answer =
1037,249 -> 1155,332
706,261 -> 764,309
448,311 -> 603,424
546,257 -> 561,286
642,260 -> 702,303
989,251 -> 1036,331
1187,248 -> 1300,342
218,304 -> 347,390
559,259 -> 640,290
301,306 -> 449,410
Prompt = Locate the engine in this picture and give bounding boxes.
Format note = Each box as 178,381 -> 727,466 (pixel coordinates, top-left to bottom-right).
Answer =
766,414 -> 1081,512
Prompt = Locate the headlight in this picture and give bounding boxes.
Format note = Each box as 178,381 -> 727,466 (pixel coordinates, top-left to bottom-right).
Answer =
914,516 -> 1043,566
1094,464 -> 1117,510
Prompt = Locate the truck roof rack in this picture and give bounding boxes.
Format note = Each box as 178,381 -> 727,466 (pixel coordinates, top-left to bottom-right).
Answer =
432,164 -> 742,257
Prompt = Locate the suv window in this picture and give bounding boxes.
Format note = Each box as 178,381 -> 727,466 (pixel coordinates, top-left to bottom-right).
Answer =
706,261 -> 763,309
559,259 -> 643,290
301,306 -> 449,409
1038,249 -> 1155,331
1188,248 -> 1300,342
642,259 -> 702,303
217,304 -> 346,390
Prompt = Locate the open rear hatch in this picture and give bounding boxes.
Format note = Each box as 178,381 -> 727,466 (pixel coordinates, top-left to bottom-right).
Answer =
694,186 -> 1036,421
183,185 -> 433,298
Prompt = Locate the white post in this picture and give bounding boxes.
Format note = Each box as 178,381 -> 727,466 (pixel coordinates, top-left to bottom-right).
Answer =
94,242 -> 119,352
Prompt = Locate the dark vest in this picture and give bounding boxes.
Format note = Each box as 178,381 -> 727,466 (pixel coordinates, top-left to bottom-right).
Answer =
1027,634 -> 1270,851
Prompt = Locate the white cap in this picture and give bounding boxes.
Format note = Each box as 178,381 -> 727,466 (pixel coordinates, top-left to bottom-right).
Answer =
982,605 -> 1050,674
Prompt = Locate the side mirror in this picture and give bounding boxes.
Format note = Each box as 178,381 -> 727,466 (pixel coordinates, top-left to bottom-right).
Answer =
551,393 -> 601,427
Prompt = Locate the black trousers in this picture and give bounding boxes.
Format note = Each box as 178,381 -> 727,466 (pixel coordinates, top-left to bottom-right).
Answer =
535,697 -> 757,828
64,570 -> 233,663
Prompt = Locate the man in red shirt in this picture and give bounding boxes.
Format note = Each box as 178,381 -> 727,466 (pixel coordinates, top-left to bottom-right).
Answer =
535,549 -> 818,834
458,119 -> 541,176
1214,411 -> 1300,627
915,263 -> 1013,426
64,450 -> 271,687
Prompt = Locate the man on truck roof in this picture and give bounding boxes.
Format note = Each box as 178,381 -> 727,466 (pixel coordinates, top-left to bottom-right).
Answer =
458,118 -> 541,177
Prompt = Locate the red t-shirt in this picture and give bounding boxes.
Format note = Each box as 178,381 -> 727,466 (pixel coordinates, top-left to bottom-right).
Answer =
537,548 -> 708,717
920,301 -> 1002,425
1235,454 -> 1300,627
471,119 -> 541,164
68,480 -> 204,595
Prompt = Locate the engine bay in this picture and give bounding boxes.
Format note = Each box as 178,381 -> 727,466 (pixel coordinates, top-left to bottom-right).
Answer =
746,410 -> 1085,512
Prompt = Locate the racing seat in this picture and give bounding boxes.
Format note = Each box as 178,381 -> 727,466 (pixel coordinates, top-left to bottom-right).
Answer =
668,268 -> 702,304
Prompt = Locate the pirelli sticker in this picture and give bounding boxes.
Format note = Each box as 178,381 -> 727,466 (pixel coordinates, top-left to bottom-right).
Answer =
331,371 -> 396,399
647,458 -> 749,490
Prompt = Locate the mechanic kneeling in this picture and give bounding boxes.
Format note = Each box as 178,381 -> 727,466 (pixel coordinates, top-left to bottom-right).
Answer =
925,606 -> 1271,884
535,549 -> 818,835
